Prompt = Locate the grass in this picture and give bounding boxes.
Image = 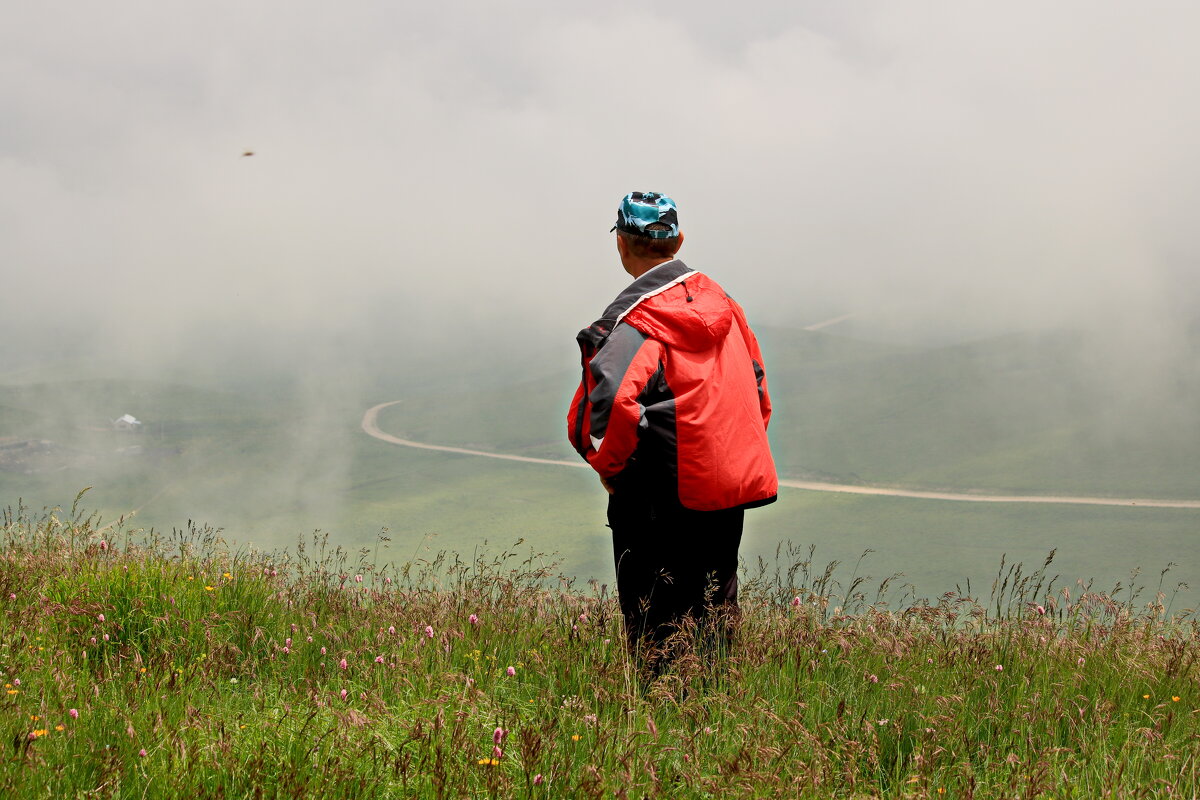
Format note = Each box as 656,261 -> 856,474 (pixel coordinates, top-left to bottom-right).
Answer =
2,498 -> 1198,798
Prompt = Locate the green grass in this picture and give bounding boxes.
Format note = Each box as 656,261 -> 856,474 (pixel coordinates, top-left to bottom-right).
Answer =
1,502 -> 1198,798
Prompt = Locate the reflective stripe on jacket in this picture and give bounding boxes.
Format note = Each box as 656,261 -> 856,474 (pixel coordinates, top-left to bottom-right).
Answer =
568,259 -> 777,511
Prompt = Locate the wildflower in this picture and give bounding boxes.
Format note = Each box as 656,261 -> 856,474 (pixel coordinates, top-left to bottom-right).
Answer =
230,678 -> 238,684
338,658 -> 348,670
385,576 -> 392,584
492,745 -> 503,759
7,689 -> 18,696
307,636 -> 313,643
263,567 -> 271,576
69,709 -> 79,719
205,586 -> 214,592
791,596 -> 802,607
1036,605 -> 1046,615
374,656 -> 385,664
99,541 -> 108,551
425,626 -> 434,639
571,734 -> 581,741
270,569 -> 277,577
103,634 -> 110,642
89,637 -> 97,645
340,689 -> 348,701
494,727 -> 507,745
223,572 -> 231,579
506,666 -> 516,677
321,647 -> 327,655
282,647 -> 290,655
1077,657 -> 1085,666
469,614 -> 479,626
603,638 -> 611,646
98,614 -> 105,623
572,625 -> 578,632
995,664 -> 1003,672
13,679 -> 20,686
285,638 -> 292,647
878,719 -> 889,726
139,748 -> 147,757
579,612 -> 588,622
868,674 -> 879,684
477,758 -> 499,766
534,774 -> 544,785
388,626 -> 396,635
354,574 -> 363,583
1173,696 -> 1181,702
1143,694 -> 1150,699
583,714 -> 597,726
7,593 -> 14,601
55,725 -> 64,732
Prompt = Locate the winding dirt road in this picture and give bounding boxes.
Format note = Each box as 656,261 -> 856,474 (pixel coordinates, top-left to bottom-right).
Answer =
362,401 -> 1200,510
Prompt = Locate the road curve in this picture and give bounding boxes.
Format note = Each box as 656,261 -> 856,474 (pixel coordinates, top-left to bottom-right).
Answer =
362,401 -> 1200,510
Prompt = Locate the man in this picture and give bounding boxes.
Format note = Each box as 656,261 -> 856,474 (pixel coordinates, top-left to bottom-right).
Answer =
567,191 -> 777,671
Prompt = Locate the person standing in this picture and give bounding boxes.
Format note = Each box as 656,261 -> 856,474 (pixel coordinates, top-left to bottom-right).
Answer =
568,191 -> 778,671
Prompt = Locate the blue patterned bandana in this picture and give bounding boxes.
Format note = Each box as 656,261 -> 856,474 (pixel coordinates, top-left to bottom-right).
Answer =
610,192 -> 679,239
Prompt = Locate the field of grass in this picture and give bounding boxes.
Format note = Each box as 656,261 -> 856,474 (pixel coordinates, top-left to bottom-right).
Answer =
2,502 -> 1198,798
2,326 -> 1199,612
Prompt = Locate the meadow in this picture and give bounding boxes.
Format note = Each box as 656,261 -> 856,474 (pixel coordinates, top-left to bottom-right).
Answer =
1,498 -> 1197,798
1,324 -> 1198,610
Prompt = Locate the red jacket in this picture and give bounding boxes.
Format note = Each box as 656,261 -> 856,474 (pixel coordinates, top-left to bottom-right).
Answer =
568,259 -> 777,511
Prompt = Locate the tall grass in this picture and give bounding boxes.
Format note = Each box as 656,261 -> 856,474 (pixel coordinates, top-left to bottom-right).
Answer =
1,495 -> 1196,798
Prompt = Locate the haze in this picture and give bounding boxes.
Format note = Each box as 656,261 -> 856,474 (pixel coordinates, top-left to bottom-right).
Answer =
2,2 -> 1198,601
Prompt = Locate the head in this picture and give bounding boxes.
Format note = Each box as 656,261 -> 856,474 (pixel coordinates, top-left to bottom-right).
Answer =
611,191 -> 685,277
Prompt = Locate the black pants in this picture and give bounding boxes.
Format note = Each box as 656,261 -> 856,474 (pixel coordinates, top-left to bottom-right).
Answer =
608,480 -> 744,669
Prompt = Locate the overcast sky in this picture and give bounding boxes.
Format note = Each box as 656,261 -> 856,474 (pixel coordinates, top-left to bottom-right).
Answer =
4,1 -> 1199,364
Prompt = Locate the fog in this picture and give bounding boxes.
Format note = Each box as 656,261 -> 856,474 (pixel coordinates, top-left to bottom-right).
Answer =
2,3 -> 1198,587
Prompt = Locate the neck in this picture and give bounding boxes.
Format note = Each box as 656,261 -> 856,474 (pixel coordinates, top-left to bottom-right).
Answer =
625,257 -> 676,280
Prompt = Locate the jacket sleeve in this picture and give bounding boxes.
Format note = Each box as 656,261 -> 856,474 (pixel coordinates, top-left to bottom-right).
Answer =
730,299 -> 772,430
570,324 -> 663,479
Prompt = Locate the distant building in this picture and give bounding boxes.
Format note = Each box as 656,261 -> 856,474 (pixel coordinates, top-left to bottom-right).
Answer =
113,414 -> 143,432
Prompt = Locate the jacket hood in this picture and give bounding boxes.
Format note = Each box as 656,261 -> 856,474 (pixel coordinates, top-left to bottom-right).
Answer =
620,270 -> 732,352
578,260 -> 734,354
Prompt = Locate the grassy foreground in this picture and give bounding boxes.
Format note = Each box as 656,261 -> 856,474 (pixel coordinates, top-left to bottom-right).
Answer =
1,500 -> 1197,799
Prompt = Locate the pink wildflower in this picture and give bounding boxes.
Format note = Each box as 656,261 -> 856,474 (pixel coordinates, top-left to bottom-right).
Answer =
321,647 -> 327,655
534,774 -> 544,786
69,709 -> 79,719
263,567 -> 270,576
354,574 -> 363,583
388,626 -> 396,635
493,727 -> 507,745
385,576 -> 392,584
103,634 -> 109,642
7,593 -> 14,601
469,614 -> 479,626
139,749 -> 147,757
579,613 -> 588,622
1036,605 -> 1046,615
89,637 -> 97,645
868,674 -> 878,684
374,656 -> 385,664
339,658 -> 348,670
492,745 -> 503,759
98,614 -> 105,623
340,689 -> 348,701
270,569 -> 277,577
307,636 -> 313,643
99,541 -> 108,551
282,647 -> 290,655
506,666 -> 516,677
285,638 -> 292,647
424,626 -> 434,639
1077,657 -> 1085,666
791,596 -> 802,607
995,664 -> 1003,671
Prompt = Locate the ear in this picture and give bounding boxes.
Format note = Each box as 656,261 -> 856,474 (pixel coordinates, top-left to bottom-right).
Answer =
672,231 -> 685,254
